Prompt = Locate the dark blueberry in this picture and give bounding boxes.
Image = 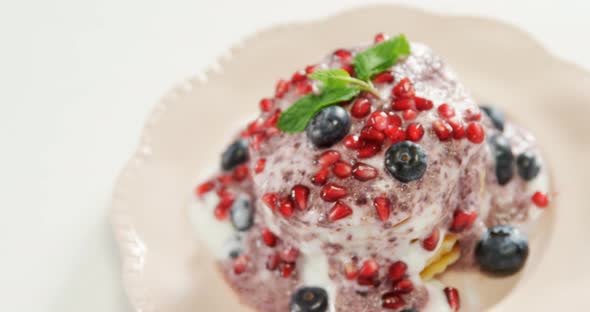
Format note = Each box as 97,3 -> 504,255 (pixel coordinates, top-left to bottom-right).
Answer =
221,139 -> 249,171
306,106 -> 351,148
230,197 -> 254,231
384,141 -> 428,183
290,287 -> 328,312
481,106 -> 505,131
490,135 -> 514,185
475,225 -> 529,275
516,151 -> 541,181
223,235 -> 244,259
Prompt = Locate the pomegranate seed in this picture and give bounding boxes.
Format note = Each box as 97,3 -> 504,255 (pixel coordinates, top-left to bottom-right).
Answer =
264,110 -> 280,127
374,32 -> 387,44
422,228 -> 440,251
433,120 -> 452,141
195,181 -> 215,196
344,262 -> 359,280
343,135 -> 361,150
360,126 -> 385,143
415,97 -> 434,111
373,71 -> 394,84
402,109 -> 417,120
392,278 -> 414,294
217,174 -> 234,185
341,64 -> 355,76
266,252 -> 280,270
320,183 -> 348,202
312,167 -> 330,185
367,111 -> 390,130
448,119 -> 465,139
259,98 -> 274,112
406,123 -> 425,142
295,80 -> 313,95
318,150 -> 341,166
233,255 -> 249,274
532,191 -> 549,208
233,164 -> 249,181
305,64 -> 318,74
214,203 -> 229,220
279,197 -> 295,218
275,79 -> 289,98
373,197 -> 391,221
437,103 -> 456,118
357,276 -> 378,286
357,142 -> 381,159
382,292 -> 405,309
358,259 -> 379,279
352,163 -> 378,181
351,97 -> 372,118
392,98 -> 414,111
280,246 -> 300,262
334,49 -> 353,63
387,113 -> 403,127
247,118 -> 265,135
333,160 -> 353,178
291,185 -> 310,211
262,193 -> 278,211
392,78 -> 415,98
384,125 -> 406,143
262,228 -> 277,247
444,287 -> 460,311
280,262 -> 295,278
328,201 -> 353,222
254,158 -> 266,174
464,107 -> 482,121
450,209 -> 478,232
291,70 -> 306,83
388,261 -> 407,281
466,122 -> 485,144
250,132 -> 266,150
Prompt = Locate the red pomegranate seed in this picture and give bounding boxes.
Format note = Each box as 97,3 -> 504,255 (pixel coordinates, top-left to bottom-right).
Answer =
254,158 -> 266,174
448,119 -> 465,139
275,79 -> 289,98
334,49 -> 353,63
280,246 -> 300,262
388,261 -> 407,281
359,259 -> 379,279
295,80 -> 313,95
444,287 -> 460,311
279,197 -> 295,218
280,262 -> 295,278
305,64 -> 318,74
352,163 -> 378,181
392,78 -> 415,98
433,120 -> 452,141
261,228 -> 277,247
341,64 -> 355,76
466,122 -> 485,144
532,191 -> 549,208
318,150 -> 341,166
265,109 -> 281,128
387,113 -> 403,127
343,135 -> 362,150
382,292 -> 405,309
217,174 -> 234,185
406,123 -> 425,142
291,185 -> 310,211
214,203 -> 230,220
360,125 -> 386,143
351,97 -> 372,118
333,160 -> 353,178
266,252 -> 280,270
373,71 -> 394,84
357,142 -> 381,159
367,111 -> 390,130
321,183 -> 348,202
464,107 -> 482,121
344,262 -> 359,280
247,118 -> 265,135
374,32 -> 387,44
392,278 -> 414,294
250,132 -> 266,151
384,125 -> 406,143
259,98 -> 275,112
450,209 -> 478,232
402,109 -> 417,120
233,255 -> 249,274
437,103 -> 456,118
312,167 -> 330,186
415,97 -> 434,111
233,164 -> 249,181
291,70 -> 306,83
195,181 -> 215,196
422,228 -> 440,251
391,98 -> 414,111
328,201 -> 353,222
373,197 -> 391,221
262,193 -> 278,211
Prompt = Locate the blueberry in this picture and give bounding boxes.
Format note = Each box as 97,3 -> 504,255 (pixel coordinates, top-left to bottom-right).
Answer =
384,141 -> 428,183
221,139 -> 249,171
516,151 -> 540,181
481,106 -> 505,131
223,234 -> 244,259
290,287 -> 328,312
306,106 -> 351,148
490,135 -> 514,185
230,197 -> 254,231
475,225 -> 529,275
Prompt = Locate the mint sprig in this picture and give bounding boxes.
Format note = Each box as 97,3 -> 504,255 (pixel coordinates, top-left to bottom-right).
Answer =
277,34 -> 411,133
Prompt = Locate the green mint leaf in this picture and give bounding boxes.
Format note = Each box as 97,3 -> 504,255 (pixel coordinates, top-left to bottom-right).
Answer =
277,86 -> 360,133
308,69 -> 351,88
353,34 -> 411,81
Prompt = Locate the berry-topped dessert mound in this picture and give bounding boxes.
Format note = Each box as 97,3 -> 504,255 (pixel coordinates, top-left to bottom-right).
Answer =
190,33 -> 551,312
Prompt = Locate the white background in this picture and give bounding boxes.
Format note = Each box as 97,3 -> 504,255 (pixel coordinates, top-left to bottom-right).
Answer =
0,0 -> 588,311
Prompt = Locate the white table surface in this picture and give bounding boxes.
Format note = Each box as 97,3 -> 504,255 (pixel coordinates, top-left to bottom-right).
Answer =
0,0 -> 587,311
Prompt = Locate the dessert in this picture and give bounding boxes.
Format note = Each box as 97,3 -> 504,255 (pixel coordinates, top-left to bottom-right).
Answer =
190,33 -> 551,311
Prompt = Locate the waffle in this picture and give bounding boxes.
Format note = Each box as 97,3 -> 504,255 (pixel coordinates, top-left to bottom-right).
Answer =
420,234 -> 461,280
